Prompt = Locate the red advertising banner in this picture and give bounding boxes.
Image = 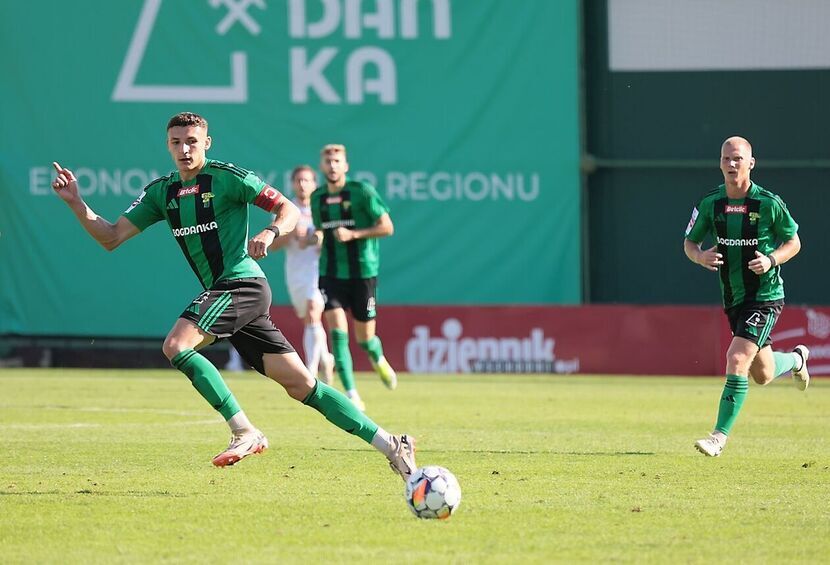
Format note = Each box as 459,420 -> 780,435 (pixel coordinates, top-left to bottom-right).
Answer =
272,305 -> 728,375
270,304 -> 830,376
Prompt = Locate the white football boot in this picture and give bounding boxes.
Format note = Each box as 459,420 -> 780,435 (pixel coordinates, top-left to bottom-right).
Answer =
387,434 -> 417,481
792,345 -> 810,392
694,433 -> 725,457
212,429 -> 269,467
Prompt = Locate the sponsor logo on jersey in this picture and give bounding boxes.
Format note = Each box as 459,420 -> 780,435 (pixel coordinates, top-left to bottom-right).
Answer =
725,204 -> 747,214
685,207 -> 698,235
320,219 -> 356,229
716,236 -> 758,247
325,195 -> 343,205
166,200 -> 179,210
177,185 -> 200,197
172,221 -> 218,237
125,191 -> 146,213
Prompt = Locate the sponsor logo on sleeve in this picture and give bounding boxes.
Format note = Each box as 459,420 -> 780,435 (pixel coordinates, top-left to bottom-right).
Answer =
125,191 -> 146,213
685,207 -> 699,235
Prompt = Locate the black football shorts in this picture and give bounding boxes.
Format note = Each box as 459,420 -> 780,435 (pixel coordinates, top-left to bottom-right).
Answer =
179,277 -> 294,374
319,276 -> 377,322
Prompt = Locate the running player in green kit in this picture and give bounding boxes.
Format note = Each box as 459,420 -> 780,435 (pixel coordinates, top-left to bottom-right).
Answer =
51,112 -> 416,479
312,144 -> 397,411
684,136 -> 809,457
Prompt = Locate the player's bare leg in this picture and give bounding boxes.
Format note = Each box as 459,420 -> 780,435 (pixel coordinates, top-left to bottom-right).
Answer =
163,318 -> 265,467
695,337 -> 755,457
262,352 -> 415,479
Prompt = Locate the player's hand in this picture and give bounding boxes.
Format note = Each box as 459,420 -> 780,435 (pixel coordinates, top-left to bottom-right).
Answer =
51,162 -> 81,203
748,250 -> 771,275
248,230 -> 276,260
333,227 -> 355,242
697,245 -> 723,271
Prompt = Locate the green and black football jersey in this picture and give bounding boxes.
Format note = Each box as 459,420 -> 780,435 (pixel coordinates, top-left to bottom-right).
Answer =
123,159 -> 284,289
685,182 -> 798,308
310,179 -> 390,279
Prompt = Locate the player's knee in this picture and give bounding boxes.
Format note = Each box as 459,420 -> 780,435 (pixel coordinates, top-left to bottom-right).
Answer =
282,373 -> 315,401
726,351 -> 752,373
264,359 -> 315,400
162,337 -> 184,361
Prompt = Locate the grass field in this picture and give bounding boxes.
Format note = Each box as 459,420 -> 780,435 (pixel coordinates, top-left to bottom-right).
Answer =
1,368 -> 828,564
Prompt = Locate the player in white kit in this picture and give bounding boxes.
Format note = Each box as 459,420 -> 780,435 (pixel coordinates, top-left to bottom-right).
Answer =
269,165 -> 335,384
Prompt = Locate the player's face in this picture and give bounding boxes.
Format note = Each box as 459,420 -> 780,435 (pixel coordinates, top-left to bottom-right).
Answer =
320,150 -> 348,185
720,141 -> 754,185
167,125 -> 211,177
293,169 -> 317,201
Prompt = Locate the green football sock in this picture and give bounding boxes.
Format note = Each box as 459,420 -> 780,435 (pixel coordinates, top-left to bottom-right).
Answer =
358,335 -> 384,363
303,380 -> 378,443
773,351 -> 797,379
331,328 -> 357,392
171,349 -> 240,421
714,374 -> 749,436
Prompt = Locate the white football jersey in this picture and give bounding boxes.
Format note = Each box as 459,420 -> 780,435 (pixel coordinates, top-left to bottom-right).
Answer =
281,199 -> 320,289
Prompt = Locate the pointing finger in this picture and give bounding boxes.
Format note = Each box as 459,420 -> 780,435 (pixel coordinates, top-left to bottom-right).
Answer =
52,161 -> 63,174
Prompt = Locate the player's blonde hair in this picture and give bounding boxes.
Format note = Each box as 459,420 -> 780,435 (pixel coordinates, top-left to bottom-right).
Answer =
320,144 -> 347,158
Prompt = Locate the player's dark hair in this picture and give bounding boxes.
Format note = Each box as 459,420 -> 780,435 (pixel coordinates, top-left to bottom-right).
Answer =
291,164 -> 315,181
167,112 -> 208,131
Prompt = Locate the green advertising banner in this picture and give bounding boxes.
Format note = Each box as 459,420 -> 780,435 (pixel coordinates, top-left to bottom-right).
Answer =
0,0 -> 580,337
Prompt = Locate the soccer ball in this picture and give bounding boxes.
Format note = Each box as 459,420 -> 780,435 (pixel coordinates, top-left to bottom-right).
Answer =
405,466 -> 461,520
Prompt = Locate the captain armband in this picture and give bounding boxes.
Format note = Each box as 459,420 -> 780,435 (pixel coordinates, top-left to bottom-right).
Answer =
254,186 -> 283,212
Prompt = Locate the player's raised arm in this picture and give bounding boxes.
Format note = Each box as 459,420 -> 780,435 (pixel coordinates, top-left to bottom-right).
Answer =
51,161 -> 139,251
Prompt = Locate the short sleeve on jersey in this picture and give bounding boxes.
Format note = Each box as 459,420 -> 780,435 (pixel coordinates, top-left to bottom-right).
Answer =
771,199 -> 799,241
685,203 -> 710,243
123,184 -> 164,231
234,171 -> 283,212
228,171 -> 263,203
362,183 -> 390,221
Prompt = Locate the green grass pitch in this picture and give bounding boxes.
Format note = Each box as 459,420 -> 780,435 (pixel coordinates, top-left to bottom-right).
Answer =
1,369 -> 828,563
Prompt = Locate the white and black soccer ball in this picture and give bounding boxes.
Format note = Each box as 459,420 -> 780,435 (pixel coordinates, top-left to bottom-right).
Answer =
405,466 -> 461,520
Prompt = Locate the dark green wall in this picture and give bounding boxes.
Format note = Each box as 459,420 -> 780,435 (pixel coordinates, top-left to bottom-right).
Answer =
583,1 -> 829,305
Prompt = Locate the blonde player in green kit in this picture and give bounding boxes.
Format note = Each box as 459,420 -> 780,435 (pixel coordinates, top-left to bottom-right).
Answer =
51,112 -> 416,480
312,144 -> 398,412
684,136 -> 809,457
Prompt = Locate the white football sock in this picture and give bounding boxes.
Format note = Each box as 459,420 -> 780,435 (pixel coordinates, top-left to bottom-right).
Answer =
303,323 -> 327,376
370,427 -> 395,456
227,410 -> 255,434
